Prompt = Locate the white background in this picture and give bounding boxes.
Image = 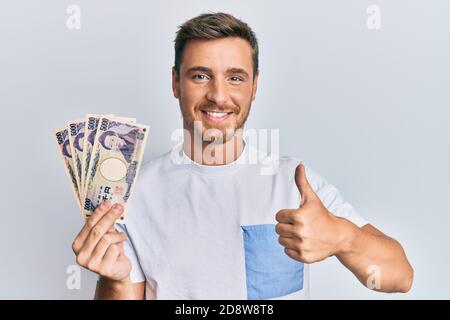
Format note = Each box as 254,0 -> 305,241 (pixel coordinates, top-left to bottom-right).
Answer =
0,0 -> 449,299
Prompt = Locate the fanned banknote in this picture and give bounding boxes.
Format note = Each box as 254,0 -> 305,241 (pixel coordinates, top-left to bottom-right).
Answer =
54,114 -> 148,221
81,115 -> 101,201
67,119 -> 85,198
81,114 -> 136,200
54,128 -> 82,208
81,114 -> 113,199
82,116 -> 149,223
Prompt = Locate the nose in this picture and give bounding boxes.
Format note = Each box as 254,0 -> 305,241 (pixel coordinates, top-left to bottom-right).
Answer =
205,78 -> 229,108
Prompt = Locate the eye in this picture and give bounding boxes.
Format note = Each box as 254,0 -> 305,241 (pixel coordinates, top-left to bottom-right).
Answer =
192,74 -> 209,80
229,76 -> 243,82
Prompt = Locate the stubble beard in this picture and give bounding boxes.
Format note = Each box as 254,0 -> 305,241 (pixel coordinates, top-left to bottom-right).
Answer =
180,101 -> 251,146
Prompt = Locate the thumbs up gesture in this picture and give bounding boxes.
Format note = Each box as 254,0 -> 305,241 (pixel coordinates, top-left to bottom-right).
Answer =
275,164 -> 352,263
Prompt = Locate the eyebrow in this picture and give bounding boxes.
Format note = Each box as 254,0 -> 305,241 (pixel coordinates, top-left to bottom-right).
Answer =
186,66 -> 250,78
227,68 -> 249,78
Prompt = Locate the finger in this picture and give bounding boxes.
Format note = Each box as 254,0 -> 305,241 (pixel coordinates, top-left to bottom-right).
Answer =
275,209 -> 295,224
278,236 -> 299,251
275,223 -> 297,237
72,200 -> 113,254
284,247 -> 302,261
87,232 -> 127,269
78,204 -> 124,260
295,163 -> 316,207
100,244 -> 122,270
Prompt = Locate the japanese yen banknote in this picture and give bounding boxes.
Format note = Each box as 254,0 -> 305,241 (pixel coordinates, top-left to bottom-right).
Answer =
54,114 -> 149,223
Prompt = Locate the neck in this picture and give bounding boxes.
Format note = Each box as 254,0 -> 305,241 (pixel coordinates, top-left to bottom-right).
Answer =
183,128 -> 244,166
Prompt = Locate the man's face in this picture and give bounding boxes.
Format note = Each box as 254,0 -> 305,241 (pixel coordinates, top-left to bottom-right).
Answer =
172,37 -> 258,141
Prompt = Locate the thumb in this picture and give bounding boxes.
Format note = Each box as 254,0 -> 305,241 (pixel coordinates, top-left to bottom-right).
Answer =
295,163 -> 315,207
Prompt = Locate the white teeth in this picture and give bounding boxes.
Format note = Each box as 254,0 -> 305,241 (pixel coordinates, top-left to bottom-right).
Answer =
206,111 -> 228,118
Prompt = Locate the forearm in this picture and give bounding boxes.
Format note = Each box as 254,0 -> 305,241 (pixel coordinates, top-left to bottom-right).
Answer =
336,219 -> 414,293
94,276 -> 138,300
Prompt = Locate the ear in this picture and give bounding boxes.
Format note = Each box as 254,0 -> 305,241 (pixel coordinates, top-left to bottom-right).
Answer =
172,67 -> 180,99
251,69 -> 259,101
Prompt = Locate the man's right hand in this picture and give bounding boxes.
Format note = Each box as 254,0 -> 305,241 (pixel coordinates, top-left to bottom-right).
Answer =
72,200 -> 132,281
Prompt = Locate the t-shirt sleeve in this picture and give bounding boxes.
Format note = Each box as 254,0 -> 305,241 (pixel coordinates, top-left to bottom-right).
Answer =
115,223 -> 146,283
303,163 -> 369,228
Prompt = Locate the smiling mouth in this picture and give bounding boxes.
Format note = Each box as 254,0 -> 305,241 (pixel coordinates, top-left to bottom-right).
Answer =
201,110 -> 234,122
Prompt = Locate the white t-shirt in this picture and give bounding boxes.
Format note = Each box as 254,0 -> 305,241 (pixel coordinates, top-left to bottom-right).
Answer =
116,142 -> 368,300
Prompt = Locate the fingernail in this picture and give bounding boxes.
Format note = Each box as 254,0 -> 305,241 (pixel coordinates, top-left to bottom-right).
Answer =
113,204 -> 123,215
102,200 -> 111,208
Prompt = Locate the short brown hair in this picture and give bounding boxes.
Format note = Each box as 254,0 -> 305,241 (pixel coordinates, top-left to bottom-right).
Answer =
174,12 -> 259,77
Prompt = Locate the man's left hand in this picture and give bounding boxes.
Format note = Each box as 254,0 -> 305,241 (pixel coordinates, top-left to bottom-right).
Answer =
275,164 -> 354,263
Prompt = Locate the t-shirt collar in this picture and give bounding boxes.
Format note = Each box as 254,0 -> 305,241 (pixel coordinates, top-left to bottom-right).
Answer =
171,139 -> 248,176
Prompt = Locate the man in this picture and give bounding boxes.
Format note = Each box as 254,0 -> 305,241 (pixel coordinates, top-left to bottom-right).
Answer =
71,12 -> 413,300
